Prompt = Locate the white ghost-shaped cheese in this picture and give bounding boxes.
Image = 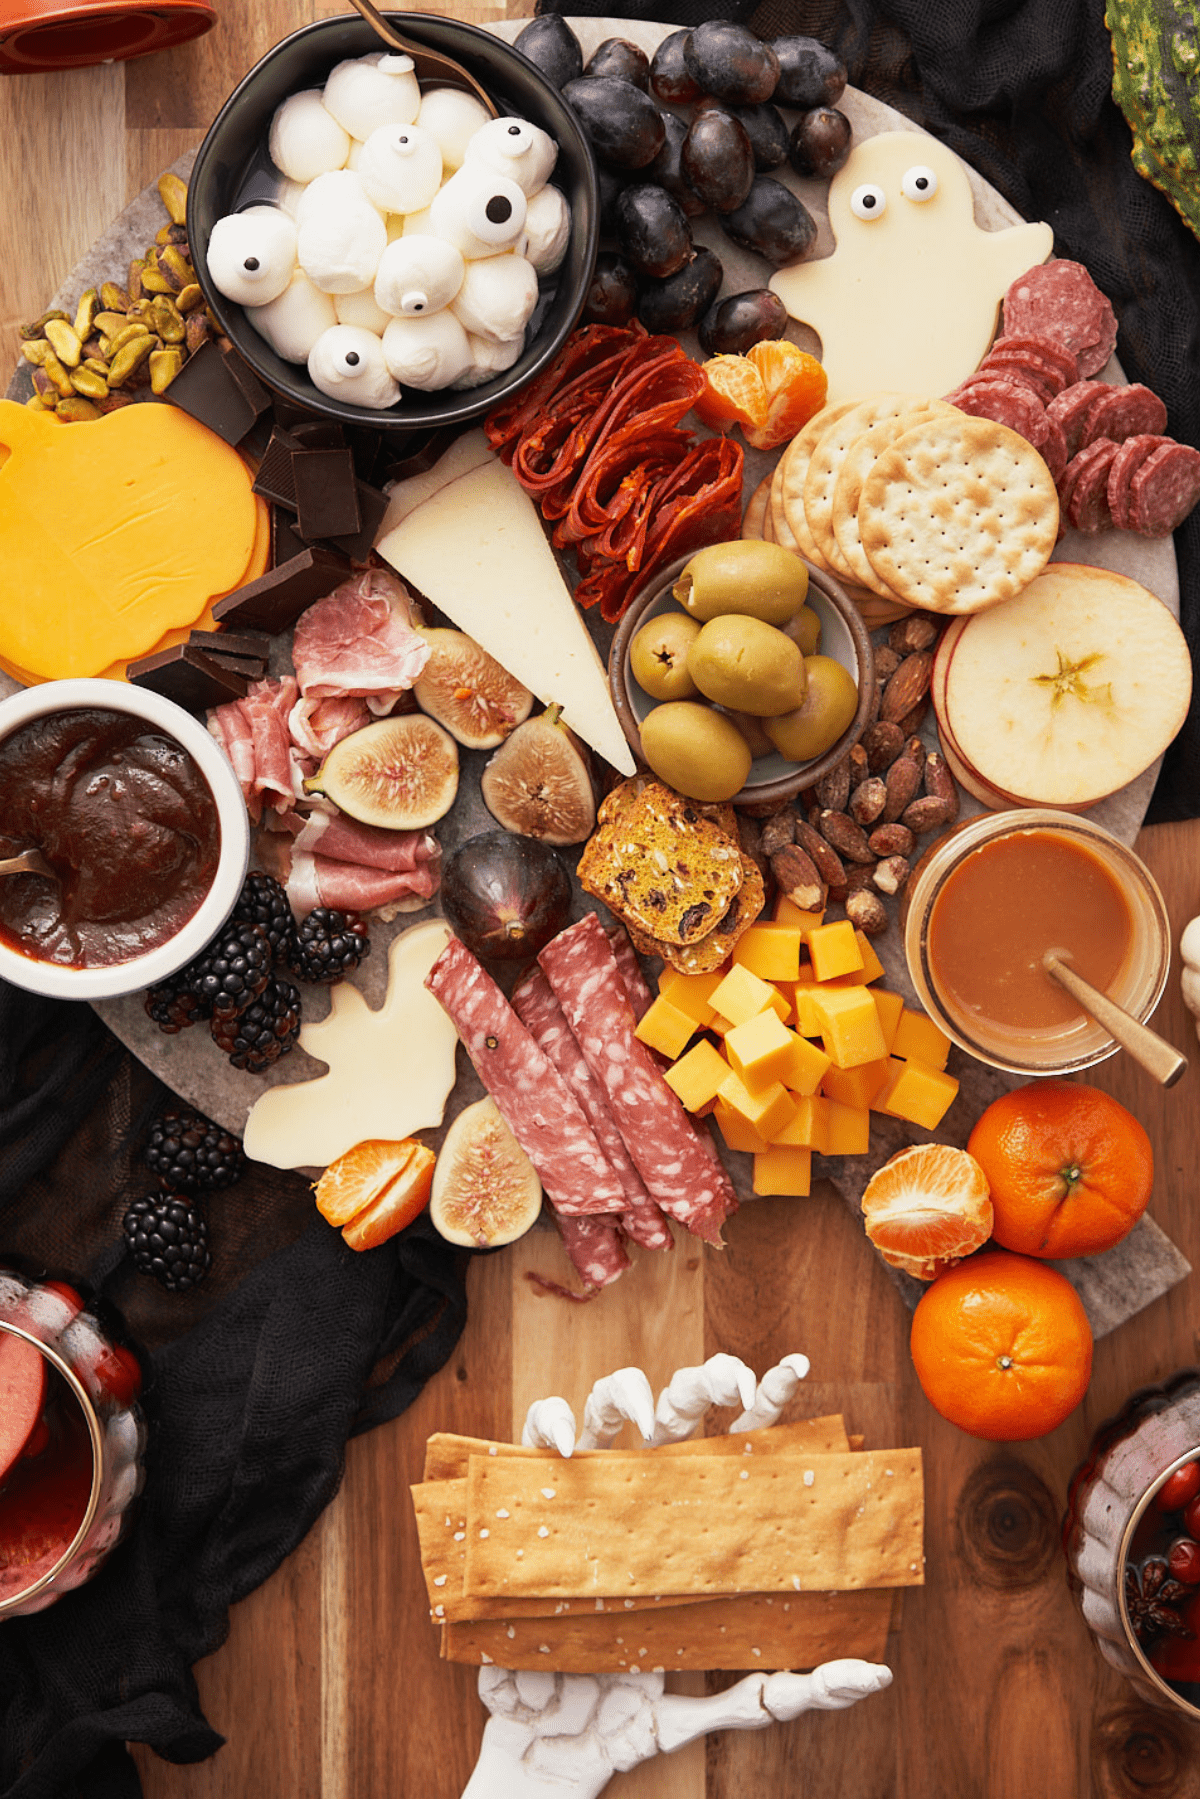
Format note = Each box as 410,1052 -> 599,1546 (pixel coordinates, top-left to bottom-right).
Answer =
296,171 -> 388,294
248,269 -> 337,361
429,166 -> 526,261
768,131 -> 1054,406
382,310 -> 473,390
465,116 -> 558,197
269,90 -> 350,184
357,121 -> 444,215
451,331 -> 524,388
517,183 -> 570,274
335,285 -> 393,335
323,52 -> 421,138
206,206 -> 297,307
450,252 -> 538,344
375,235 -> 464,318
418,86 -> 491,173
308,324 -> 400,408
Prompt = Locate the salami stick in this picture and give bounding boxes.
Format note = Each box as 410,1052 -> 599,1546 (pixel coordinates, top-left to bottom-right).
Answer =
426,938 -> 626,1217
554,1213 -> 630,1293
606,923 -> 654,1021
538,914 -> 737,1247
513,965 -> 673,1252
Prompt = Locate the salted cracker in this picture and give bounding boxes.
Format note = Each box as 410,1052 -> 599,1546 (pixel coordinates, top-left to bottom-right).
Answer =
804,393 -> 932,584
777,400 -> 858,571
829,399 -> 956,598
742,472 -> 772,541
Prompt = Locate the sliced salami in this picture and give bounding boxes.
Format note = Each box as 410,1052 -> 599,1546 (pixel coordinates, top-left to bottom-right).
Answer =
554,1213 -> 630,1292
1128,441 -> 1200,537
426,937 -> 627,1217
979,348 -> 1065,401
947,376 -> 1047,442
512,965 -> 673,1252
606,923 -> 655,1022
1001,260 -> 1118,378
1107,434 -> 1175,530
1046,380 -> 1113,458
987,332 -> 1080,388
1027,409 -> 1068,484
537,913 -> 738,1247
1066,438 -> 1120,534
1059,437 -> 1120,525
1080,383 -> 1168,450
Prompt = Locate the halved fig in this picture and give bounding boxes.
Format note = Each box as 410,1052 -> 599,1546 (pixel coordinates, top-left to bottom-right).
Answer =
412,627 -> 534,749
430,1097 -> 542,1248
305,714 -> 458,829
480,707 -> 596,844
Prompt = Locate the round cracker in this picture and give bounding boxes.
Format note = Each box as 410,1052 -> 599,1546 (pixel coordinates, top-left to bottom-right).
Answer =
803,393 -> 928,586
778,400 -> 857,570
769,460 -> 799,552
832,401 -> 956,599
858,414 -> 1059,614
742,472 -> 772,541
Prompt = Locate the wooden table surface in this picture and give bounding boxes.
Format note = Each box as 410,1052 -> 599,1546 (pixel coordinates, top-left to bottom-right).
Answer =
5,7 -> 1200,1796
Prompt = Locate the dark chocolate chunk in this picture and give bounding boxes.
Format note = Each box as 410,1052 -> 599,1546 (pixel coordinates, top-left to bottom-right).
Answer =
289,418 -> 345,449
293,446 -> 361,541
253,426 -> 301,509
221,347 -> 273,420
187,627 -> 272,665
322,480 -> 388,562
271,506 -> 307,566
163,341 -> 258,445
128,644 -> 250,712
212,547 -> 352,633
377,423 -> 464,487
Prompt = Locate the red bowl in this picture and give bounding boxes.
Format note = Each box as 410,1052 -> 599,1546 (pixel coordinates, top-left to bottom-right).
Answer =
0,0 -> 214,74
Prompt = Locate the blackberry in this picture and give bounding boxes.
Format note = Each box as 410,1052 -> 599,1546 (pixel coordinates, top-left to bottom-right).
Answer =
288,907 -> 371,984
123,1194 -> 212,1292
232,871 -> 297,963
211,973 -> 302,1072
145,1108 -> 245,1194
188,919 -> 273,1018
144,971 -> 210,1033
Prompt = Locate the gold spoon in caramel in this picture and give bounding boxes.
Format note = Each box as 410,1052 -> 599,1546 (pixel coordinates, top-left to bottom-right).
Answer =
0,849 -> 53,879
1042,951 -> 1187,1088
343,0 -> 498,117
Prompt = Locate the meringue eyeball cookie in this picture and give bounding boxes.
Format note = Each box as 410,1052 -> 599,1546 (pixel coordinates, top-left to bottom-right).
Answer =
335,285 -> 393,335
269,90 -> 350,184
308,324 -> 400,408
466,117 -> 558,197
450,253 -> 538,344
517,183 -> 570,274
247,269 -> 337,362
296,173 -> 388,294
418,87 -> 491,173
207,206 -> 297,307
451,332 -> 524,389
374,235 -> 465,318
382,310 -> 473,390
323,53 -> 420,139
428,166 -> 527,261
357,122 -> 444,215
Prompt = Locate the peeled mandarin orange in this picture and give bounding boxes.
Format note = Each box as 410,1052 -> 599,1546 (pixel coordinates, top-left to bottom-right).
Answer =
693,340 -> 828,450
340,1142 -> 435,1251
693,355 -> 767,433
314,1137 -> 434,1242
909,1250 -> 1093,1441
967,1080 -> 1153,1258
860,1142 -> 993,1281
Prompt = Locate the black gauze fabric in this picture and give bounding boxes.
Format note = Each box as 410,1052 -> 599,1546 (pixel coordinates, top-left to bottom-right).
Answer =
543,0 -> 1200,819
0,981 -> 468,1798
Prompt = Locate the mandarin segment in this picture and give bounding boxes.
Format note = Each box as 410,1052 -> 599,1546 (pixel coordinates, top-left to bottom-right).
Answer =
860,1142 -> 992,1281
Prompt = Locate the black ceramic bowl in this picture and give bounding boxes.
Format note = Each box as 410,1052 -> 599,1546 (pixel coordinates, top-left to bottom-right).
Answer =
187,14 -> 599,432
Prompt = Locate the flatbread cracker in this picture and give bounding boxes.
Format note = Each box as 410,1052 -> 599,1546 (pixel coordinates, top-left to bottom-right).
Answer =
830,400 -> 956,598
424,1416 -> 852,1480
464,1449 -> 924,1599
578,780 -> 744,946
858,414 -> 1059,614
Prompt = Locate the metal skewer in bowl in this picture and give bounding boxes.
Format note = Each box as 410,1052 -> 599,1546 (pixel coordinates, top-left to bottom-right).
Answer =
344,0 -> 497,115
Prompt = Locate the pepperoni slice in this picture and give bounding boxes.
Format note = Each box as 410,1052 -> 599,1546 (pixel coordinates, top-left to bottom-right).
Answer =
1107,433 -> 1175,530
1080,383 -> 1168,450
1001,260 -> 1118,377
1128,441 -> 1200,537
1066,438 -> 1121,533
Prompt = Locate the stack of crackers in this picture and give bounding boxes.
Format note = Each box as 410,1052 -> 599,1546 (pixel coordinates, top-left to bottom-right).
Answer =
410,1415 -> 923,1672
745,394 -> 1060,627
577,777 -> 766,974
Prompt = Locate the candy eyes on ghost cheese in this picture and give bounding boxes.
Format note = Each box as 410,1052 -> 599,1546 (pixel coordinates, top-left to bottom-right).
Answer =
901,164 -> 938,201
850,183 -> 887,220
850,168 -> 939,219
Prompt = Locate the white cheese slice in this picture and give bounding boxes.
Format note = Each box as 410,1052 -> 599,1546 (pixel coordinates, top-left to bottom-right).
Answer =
375,425 -> 495,539
375,453 -> 636,776
242,918 -> 458,1171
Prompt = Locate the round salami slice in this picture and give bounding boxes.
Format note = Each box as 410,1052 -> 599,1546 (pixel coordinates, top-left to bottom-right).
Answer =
946,376 -> 1046,442
1066,437 -> 1120,534
1128,441 -> 1200,537
988,332 -> 1080,388
1106,433 -> 1175,530
1058,436 -> 1119,521
1080,382 -> 1168,451
1046,380 -> 1113,459
979,346 -> 1068,400
1027,409 -> 1068,484
1002,260 -> 1118,378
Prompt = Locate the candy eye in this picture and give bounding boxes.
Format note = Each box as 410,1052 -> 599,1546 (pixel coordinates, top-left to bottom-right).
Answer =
339,348 -> 363,373
901,164 -> 938,201
850,183 -> 886,220
399,291 -> 428,315
502,121 -> 535,154
390,131 -> 418,156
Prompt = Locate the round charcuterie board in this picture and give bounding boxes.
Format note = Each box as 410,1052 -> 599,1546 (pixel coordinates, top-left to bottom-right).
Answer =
3,21 -> 1188,1323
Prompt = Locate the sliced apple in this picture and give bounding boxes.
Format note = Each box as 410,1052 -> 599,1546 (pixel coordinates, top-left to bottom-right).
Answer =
0,1331 -> 47,1482
940,564 -> 1192,810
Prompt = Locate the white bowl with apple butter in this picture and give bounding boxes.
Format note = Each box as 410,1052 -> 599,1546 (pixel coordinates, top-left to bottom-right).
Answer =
903,810 -> 1170,1075
0,678 -> 249,1000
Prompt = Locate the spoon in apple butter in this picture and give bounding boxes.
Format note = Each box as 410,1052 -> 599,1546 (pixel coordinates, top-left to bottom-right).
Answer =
1042,951 -> 1187,1088
0,849 -> 53,879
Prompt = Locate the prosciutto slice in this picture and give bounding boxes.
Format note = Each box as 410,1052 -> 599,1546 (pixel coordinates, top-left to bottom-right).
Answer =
291,568 -> 428,712
287,694 -> 372,759
208,677 -> 310,820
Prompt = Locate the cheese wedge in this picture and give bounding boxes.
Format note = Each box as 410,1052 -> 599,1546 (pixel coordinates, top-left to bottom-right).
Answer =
375,426 -> 495,536
376,452 -> 636,776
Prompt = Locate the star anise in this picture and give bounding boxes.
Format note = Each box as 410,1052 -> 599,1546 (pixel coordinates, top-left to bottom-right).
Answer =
1125,1557 -> 1196,1644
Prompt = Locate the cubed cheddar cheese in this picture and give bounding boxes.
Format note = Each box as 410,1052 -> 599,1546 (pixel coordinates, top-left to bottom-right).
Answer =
634,994 -> 697,1060
710,963 -> 780,1027
773,897 -> 825,937
825,1100 -> 871,1155
663,1038 -> 730,1112
892,1009 -> 952,1071
772,1094 -> 831,1153
789,968 -> 824,1037
717,1069 -> 797,1141
725,1008 -> 796,1089
811,984 -> 889,1069
777,1029 -> 832,1097
875,1056 -> 959,1129
807,918 -> 865,982
820,1057 -> 890,1110
713,1099 -> 772,1156
733,922 -> 803,983
871,989 -> 906,1052
753,1145 -> 812,1196
656,967 -> 724,1028
853,930 -> 885,984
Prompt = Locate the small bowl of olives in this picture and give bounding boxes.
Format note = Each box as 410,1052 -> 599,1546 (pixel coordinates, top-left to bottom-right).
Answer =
608,539 -> 874,808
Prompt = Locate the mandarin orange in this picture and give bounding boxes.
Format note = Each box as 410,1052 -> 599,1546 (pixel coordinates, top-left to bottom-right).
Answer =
967,1080 -> 1153,1258
860,1142 -> 992,1281
909,1250 -> 1093,1441
693,341 -> 827,450
314,1137 -> 434,1247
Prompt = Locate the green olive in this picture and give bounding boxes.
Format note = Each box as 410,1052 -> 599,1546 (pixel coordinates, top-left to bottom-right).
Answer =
629,610 -> 701,700
639,701 -> 752,802
673,539 -> 809,625
764,655 -> 859,762
783,603 -> 822,656
687,615 -> 806,716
